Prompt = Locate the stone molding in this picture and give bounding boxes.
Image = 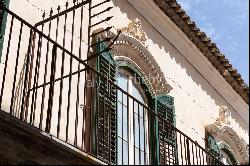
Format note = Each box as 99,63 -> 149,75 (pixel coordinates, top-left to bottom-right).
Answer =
206,112 -> 249,165
153,0 -> 249,104
110,32 -> 172,96
127,0 -> 248,125
215,106 -> 231,126
120,18 -> 147,44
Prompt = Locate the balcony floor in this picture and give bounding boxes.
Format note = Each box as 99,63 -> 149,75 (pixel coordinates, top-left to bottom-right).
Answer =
0,110 -> 106,165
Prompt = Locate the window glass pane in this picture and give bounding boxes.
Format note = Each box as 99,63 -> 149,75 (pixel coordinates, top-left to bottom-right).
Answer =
131,81 -> 145,104
135,147 -> 140,165
123,93 -> 128,105
134,112 -> 139,147
123,141 -> 129,165
118,138 -> 129,165
117,137 -> 122,165
117,102 -> 122,137
134,113 -> 145,150
134,102 -> 138,115
118,91 -> 127,110
118,72 -> 128,92
117,67 -> 148,165
141,150 -> 145,165
117,102 -> 128,140
220,150 -> 233,165
123,108 -> 128,141
140,116 -> 144,150
118,90 -> 123,104
139,104 -> 144,118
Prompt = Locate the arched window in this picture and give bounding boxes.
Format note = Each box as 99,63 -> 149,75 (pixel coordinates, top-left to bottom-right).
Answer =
220,148 -> 237,165
93,36 -> 176,165
205,125 -> 248,165
117,66 -> 149,165
206,134 -> 238,165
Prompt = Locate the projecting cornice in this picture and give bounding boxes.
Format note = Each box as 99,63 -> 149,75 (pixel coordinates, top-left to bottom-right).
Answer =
127,0 -> 248,124
153,0 -> 249,104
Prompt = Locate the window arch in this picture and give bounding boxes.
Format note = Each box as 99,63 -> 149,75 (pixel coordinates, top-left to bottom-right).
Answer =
207,136 -> 238,165
116,63 -> 151,165
93,34 -> 176,165
111,34 -> 172,95
206,131 -> 240,165
115,59 -> 154,100
220,148 -> 237,165
206,124 -> 249,165
218,142 -> 238,165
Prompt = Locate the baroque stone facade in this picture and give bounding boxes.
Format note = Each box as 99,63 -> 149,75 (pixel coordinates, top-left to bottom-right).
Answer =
0,0 -> 248,165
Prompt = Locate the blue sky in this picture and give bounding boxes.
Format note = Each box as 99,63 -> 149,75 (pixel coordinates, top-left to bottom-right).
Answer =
177,0 -> 249,85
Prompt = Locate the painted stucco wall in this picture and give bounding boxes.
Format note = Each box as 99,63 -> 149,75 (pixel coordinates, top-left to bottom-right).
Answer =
0,0 -> 249,163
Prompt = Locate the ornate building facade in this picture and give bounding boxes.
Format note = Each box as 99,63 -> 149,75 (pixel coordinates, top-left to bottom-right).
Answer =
0,0 -> 249,165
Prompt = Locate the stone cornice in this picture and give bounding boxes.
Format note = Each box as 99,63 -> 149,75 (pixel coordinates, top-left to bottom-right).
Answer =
153,0 -> 249,104
127,0 -> 249,124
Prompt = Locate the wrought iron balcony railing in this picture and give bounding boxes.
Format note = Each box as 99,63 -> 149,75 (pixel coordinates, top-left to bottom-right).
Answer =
0,3 -> 223,165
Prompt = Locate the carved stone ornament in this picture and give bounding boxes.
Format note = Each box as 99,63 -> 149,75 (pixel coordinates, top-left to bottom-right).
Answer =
215,106 -> 231,126
205,106 -> 249,165
110,34 -> 173,95
121,18 -> 147,44
92,28 -> 173,95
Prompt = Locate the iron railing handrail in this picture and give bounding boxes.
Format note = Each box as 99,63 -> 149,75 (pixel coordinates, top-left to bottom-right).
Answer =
0,4 -> 111,165
0,6 -> 84,64
0,5 -> 223,165
0,5 -> 113,73
34,0 -> 91,27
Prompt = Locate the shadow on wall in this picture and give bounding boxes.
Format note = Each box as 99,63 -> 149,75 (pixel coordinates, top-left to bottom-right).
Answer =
112,0 -> 248,137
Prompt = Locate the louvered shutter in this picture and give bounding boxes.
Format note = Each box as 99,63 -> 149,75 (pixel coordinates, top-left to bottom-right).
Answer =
96,38 -> 117,164
154,95 -> 177,165
207,134 -> 220,159
0,0 -> 10,60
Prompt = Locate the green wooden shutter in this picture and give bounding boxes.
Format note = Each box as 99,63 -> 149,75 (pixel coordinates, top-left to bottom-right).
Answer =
207,134 -> 220,158
95,37 -> 117,164
0,0 -> 10,61
154,95 -> 177,165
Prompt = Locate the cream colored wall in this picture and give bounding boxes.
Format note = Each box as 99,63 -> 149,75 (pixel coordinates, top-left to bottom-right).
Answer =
96,0 -> 248,146
1,0 -> 248,156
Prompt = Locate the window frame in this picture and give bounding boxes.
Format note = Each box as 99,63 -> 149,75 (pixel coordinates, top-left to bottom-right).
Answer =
206,133 -> 238,165
116,66 -> 150,165
94,37 -> 176,165
218,142 -> 238,165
